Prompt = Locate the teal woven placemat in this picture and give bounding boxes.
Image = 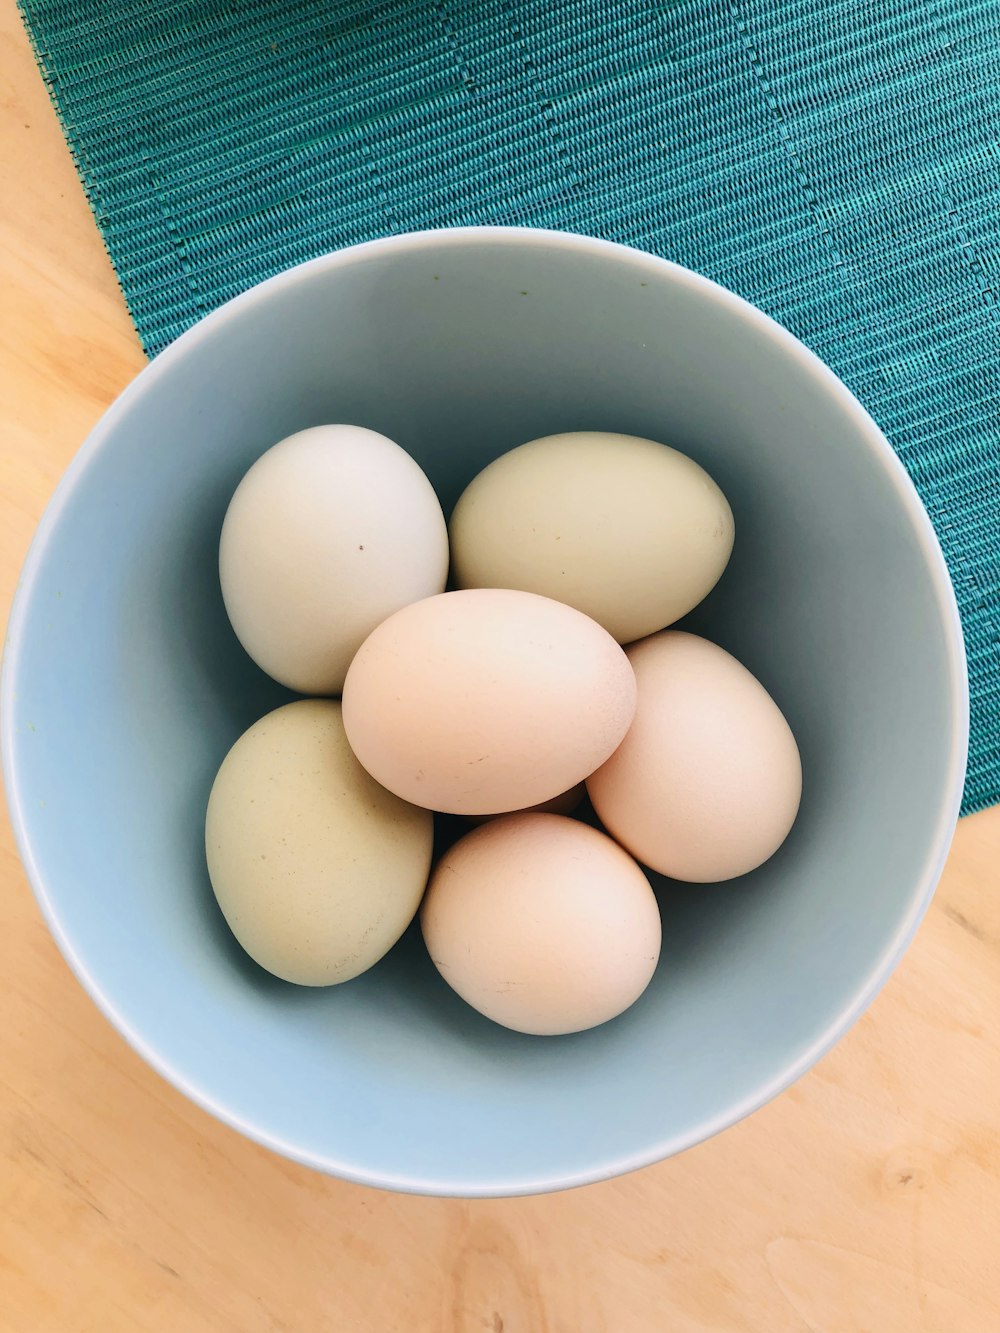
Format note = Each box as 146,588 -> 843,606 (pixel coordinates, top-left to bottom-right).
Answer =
20,0 -> 1000,813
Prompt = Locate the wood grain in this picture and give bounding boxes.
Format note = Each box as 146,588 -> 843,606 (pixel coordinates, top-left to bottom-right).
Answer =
2,6 -> 998,1329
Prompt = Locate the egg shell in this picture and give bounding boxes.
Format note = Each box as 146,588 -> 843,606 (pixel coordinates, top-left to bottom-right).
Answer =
342,589 -> 637,815
421,814 -> 662,1035
205,699 -> 433,985
449,431 -> 734,644
220,425 -> 448,694
463,781 -> 586,826
587,631 -> 802,882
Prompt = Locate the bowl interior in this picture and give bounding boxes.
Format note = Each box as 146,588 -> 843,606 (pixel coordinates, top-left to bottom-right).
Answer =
3,231 -> 965,1195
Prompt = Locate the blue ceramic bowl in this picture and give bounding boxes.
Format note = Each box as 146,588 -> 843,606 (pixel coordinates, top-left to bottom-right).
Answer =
2,230 -> 967,1196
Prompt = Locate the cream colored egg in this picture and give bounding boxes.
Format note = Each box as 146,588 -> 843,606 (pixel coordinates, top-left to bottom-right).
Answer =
220,425 -> 448,694
205,699 -> 433,985
450,431 -> 734,644
587,632 -> 802,882
342,589 -> 636,816
421,814 -> 662,1035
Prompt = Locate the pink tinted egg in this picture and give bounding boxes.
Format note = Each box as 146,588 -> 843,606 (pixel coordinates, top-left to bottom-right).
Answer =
587,631 -> 801,882
342,589 -> 636,815
421,814 -> 662,1035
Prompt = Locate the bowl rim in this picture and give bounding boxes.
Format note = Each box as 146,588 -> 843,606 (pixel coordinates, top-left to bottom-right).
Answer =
1,226 -> 970,1197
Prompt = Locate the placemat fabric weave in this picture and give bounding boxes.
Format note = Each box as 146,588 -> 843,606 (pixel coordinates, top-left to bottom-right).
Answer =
19,0 -> 1000,812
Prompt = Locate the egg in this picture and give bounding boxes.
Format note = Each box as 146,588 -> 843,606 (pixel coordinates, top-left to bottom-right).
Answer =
421,814 -> 662,1035
587,631 -> 802,882
205,699 -> 433,985
449,431 -> 734,644
463,781 -> 586,825
220,425 -> 448,694
342,589 -> 636,815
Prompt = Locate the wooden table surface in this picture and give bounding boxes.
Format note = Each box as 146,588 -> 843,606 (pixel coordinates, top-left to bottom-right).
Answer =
2,8 -> 999,1330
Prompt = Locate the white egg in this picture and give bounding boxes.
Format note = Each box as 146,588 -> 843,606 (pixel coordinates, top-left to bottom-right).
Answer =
220,425 -> 448,694
205,700 -> 433,985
